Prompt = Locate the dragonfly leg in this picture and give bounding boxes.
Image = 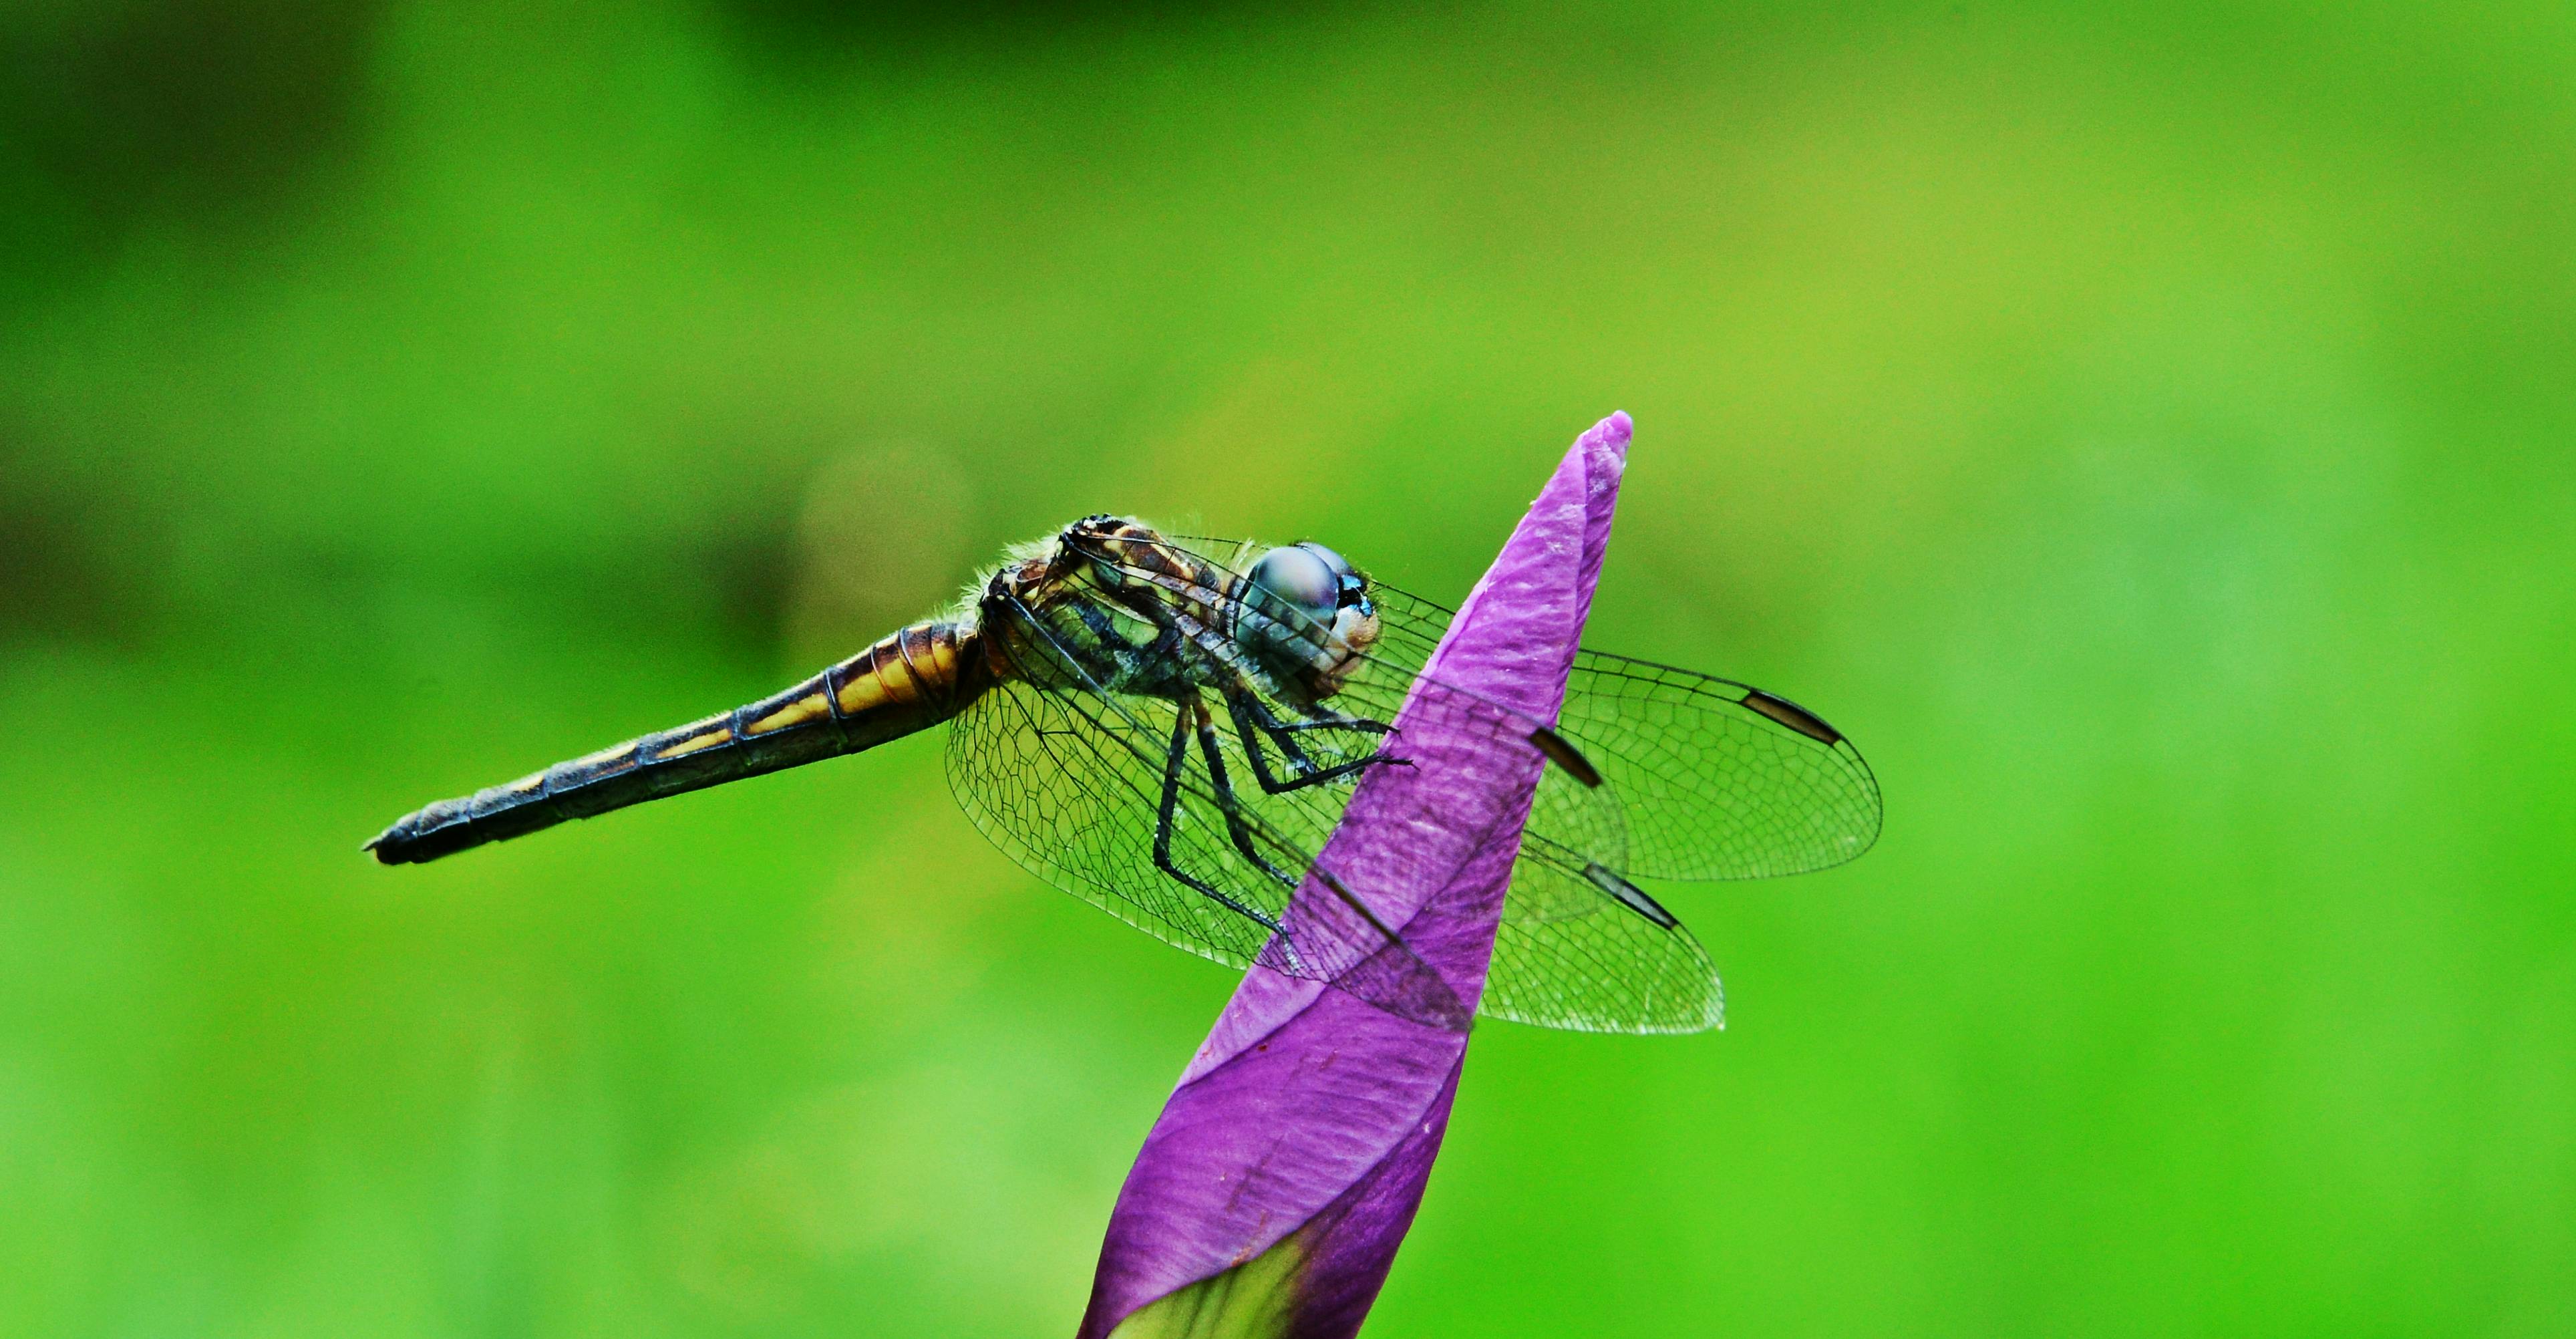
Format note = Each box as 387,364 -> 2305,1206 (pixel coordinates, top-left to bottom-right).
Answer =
1185,694 -> 1302,889
1152,698 -> 1289,935
1223,688 -> 1386,795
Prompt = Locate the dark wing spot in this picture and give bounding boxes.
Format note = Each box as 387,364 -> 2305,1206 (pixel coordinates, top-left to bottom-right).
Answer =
1528,727 -> 1604,788
1742,689 -> 1842,745
1584,863 -> 1680,929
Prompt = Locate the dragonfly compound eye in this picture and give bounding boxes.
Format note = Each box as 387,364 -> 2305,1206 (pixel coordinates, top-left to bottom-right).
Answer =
1292,542 -> 1372,613
1247,545 -> 1339,630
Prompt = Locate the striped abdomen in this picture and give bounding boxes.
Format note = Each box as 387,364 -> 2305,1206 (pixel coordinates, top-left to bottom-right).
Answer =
367,621 -> 984,865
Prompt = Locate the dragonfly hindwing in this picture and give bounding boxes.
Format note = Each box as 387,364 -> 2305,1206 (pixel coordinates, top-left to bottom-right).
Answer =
1583,862 -> 1679,929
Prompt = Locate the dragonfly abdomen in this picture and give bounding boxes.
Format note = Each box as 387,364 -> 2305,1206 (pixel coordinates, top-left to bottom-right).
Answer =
367,621 -> 983,865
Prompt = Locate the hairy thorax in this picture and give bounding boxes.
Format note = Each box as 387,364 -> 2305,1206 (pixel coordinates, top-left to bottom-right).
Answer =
977,516 -> 1380,706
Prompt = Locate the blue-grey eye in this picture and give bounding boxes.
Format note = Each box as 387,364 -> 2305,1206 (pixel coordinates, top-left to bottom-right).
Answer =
1248,545 -> 1339,625
1294,543 -> 1368,611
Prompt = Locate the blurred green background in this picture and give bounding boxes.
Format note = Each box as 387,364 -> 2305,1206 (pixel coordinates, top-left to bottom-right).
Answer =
3,1 -> 2570,1334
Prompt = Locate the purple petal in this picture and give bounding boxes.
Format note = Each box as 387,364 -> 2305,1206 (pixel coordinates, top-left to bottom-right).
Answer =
1080,414 -> 1632,1339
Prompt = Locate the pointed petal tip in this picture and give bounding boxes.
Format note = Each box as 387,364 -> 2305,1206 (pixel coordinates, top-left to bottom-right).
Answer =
1589,410 -> 1633,459
1575,413 -> 1629,496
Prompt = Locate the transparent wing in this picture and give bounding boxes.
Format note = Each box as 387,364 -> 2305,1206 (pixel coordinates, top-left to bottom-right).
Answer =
947,680 -> 1269,967
1486,834 -> 1724,1032
1556,647 -> 1883,879
1158,535 -> 1879,883
946,597 -> 1469,1030
1362,583 -> 1883,881
1098,535 -> 1729,1032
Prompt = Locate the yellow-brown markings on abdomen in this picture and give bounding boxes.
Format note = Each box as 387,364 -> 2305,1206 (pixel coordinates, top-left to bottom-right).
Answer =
567,742 -> 641,775
655,721 -> 735,758
834,667 -> 890,716
833,636 -> 905,715
746,692 -> 831,736
909,629 -> 958,686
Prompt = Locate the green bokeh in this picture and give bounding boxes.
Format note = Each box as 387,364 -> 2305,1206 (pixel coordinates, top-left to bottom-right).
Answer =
3,3 -> 2569,1334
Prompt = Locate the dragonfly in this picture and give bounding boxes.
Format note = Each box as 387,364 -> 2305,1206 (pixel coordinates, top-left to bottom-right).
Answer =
368,515 -> 1881,1034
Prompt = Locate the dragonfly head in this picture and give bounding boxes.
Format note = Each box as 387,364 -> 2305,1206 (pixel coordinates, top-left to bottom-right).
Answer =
1243,542 -> 1380,694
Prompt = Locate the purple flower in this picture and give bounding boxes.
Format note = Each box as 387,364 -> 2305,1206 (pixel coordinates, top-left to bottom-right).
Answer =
1078,413 -> 1632,1339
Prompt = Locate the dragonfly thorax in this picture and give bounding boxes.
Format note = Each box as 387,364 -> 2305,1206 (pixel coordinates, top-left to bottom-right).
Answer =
972,518 -> 1380,706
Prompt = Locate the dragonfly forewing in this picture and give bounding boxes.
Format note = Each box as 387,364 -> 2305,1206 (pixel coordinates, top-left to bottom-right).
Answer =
1360,583 -> 1883,881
